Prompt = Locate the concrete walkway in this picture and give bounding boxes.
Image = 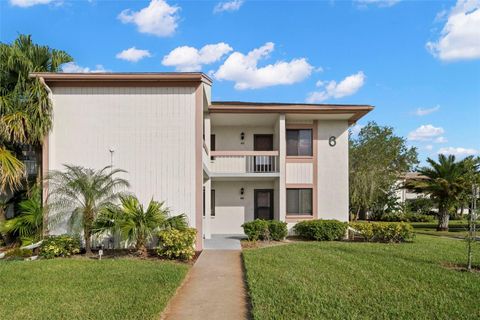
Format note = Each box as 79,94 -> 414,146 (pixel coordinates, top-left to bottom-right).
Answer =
204,234 -> 245,250
162,250 -> 250,320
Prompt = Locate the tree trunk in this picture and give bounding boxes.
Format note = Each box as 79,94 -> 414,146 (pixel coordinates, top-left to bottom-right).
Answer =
437,208 -> 450,231
354,208 -> 361,221
136,237 -> 148,258
84,231 -> 92,256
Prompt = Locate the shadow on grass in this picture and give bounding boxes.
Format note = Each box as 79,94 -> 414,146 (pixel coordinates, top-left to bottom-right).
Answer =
240,252 -> 254,320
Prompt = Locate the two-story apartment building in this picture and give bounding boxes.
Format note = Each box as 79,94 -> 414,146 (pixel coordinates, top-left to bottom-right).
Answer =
31,72 -> 373,250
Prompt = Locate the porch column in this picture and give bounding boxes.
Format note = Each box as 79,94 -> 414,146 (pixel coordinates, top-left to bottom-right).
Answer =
204,113 -> 211,151
204,178 -> 212,239
279,114 -> 286,222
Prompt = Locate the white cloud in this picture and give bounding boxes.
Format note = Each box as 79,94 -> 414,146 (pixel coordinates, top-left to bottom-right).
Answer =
162,43 -> 233,72
214,42 -> 313,90
426,0 -> 480,61
213,0 -> 244,13
414,105 -> 440,116
408,124 -> 445,141
434,136 -> 448,143
118,0 -> 179,37
354,0 -> 401,8
61,62 -> 108,73
425,144 -> 434,151
116,47 -> 152,62
306,71 -> 366,103
438,147 -> 478,156
9,0 -> 58,7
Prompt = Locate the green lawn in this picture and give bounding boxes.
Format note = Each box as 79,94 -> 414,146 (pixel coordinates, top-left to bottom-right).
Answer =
412,220 -> 478,238
243,235 -> 480,320
0,258 -> 188,320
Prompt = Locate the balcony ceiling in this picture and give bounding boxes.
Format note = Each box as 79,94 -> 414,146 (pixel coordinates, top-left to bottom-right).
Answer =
211,113 -> 278,126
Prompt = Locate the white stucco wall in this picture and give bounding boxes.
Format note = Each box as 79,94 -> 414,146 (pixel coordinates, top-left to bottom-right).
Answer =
286,163 -> 314,184
317,120 -> 349,221
211,180 -> 276,234
212,126 -> 275,151
49,86 -> 198,232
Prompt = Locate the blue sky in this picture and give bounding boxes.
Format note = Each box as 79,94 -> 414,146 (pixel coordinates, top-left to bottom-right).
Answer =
1,0 -> 479,163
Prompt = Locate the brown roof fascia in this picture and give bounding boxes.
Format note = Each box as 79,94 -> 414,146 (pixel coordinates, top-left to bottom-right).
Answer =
29,72 -> 213,86
209,101 -> 374,124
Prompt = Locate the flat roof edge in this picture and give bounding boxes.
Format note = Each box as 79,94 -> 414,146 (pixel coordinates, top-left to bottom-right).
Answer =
29,72 -> 213,85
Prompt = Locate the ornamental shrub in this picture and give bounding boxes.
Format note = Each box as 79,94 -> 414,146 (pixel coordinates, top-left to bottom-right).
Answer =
157,228 -> 196,261
379,212 -> 433,223
349,222 -> 414,243
242,220 -> 288,241
242,220 -> 269,241
268,220 -> 288,241
294,220 -> 348,241
39,234 -> 81,259
5,248 -> 33,259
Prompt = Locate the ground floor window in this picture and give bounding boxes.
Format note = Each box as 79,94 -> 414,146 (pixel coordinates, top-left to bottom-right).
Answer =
286,188 -> 312,215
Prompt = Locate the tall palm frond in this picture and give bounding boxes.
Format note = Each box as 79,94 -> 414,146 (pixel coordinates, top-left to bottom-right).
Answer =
0,146 -> 25,191
0,34 -> 73,193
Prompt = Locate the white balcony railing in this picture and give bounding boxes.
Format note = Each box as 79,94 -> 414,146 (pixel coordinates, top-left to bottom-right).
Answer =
210,151 -> 279,174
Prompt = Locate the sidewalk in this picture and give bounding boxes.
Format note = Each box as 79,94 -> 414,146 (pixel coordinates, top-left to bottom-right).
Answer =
162,250 -> 250,320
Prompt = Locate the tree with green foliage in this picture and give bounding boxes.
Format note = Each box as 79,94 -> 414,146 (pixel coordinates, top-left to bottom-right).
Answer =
94,195 -> 188,257
409,154 -> 477,231
47,165 -> 129,256
349,122 -> 418,220
0,34 -> 72,192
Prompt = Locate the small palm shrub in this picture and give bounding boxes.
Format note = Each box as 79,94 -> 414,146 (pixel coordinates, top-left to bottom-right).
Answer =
294,220 -> 348,241
350,222 -> 414,243
0,186 -> 44,245
157,228 -> 196,261
94,195 -> 188,257
40,234 -> 81,259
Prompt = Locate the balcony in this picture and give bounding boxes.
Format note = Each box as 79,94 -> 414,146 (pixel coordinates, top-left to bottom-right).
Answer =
210,151 -> 279,177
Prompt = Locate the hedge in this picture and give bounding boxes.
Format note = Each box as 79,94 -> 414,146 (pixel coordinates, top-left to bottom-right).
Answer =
294,220 -> 348,241
242,219 -> 288,241
349,222 -> 414,243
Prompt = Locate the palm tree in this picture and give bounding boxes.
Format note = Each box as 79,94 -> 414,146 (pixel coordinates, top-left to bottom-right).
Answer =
410,154 -> 469,231
47,165 -> 129,256
94,195 -> 188,257
0,34 -> 72,192
0,186 -> 43,245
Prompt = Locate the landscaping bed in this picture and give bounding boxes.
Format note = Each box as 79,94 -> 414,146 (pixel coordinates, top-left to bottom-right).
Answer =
0,258 -> 189,320
243,235 -> 480,320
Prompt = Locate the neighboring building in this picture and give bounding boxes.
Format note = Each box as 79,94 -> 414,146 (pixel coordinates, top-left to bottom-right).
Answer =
396,172 -> 428,204
31,72 -> 373,250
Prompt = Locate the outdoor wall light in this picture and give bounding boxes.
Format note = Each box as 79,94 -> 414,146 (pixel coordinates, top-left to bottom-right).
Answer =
240,132 -> 245,141
240,187 -> 245,195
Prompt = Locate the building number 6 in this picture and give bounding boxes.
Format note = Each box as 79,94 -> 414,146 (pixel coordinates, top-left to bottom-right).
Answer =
329,136 -> 336,147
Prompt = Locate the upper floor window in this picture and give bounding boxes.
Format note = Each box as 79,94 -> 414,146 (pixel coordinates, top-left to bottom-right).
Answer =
286,129 -> 312,156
